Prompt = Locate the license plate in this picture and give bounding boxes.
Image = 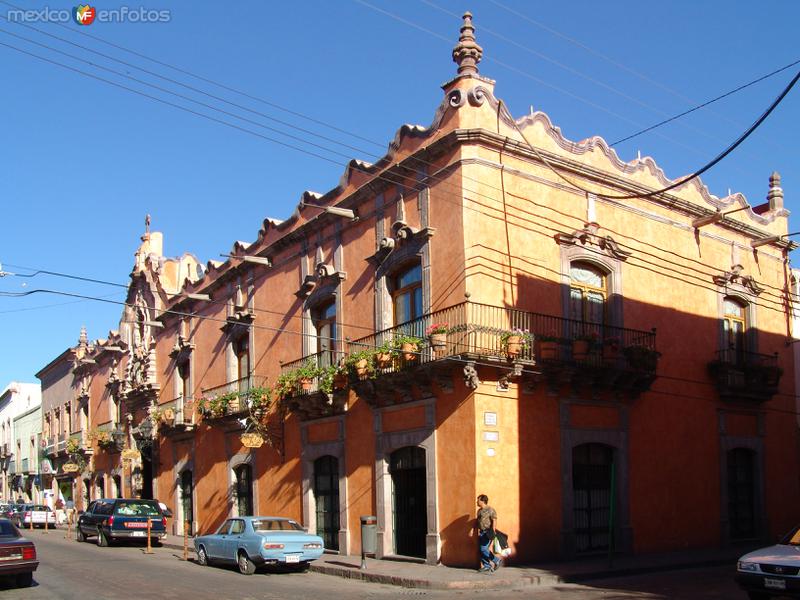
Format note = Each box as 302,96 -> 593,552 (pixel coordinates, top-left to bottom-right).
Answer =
765,577 -> 786,590
0,554 -> 21,561
285,555 -> 300,563
131,531 -> 145,538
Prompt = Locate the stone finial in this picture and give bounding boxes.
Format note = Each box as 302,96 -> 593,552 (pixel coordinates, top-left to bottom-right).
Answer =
767,171 -> 784,210
452,12 -> 483,76
78,325 -> 88,347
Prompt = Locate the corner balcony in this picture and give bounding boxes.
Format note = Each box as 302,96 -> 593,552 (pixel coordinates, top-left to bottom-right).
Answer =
279,301 -> 660,418
708,348 -> 782,403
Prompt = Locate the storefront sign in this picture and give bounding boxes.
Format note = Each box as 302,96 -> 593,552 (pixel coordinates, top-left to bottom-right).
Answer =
121,449 -> 141,461
240,433 -> 264,448
62,463 -> 80,473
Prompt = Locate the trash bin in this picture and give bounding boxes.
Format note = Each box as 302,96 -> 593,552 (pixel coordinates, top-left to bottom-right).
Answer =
360,515 -> 377,555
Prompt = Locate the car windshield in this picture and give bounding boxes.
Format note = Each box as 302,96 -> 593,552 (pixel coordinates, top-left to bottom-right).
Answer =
252,519 -> 304,532
780,525 -> 800,546
114,501 -> 160,517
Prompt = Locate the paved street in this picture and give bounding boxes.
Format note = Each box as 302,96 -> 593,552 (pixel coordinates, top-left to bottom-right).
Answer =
2,529 -> 754,599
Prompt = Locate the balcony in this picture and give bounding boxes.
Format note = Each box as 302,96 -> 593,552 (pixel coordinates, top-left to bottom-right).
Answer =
279,301 -> 659,418
708,348 -> 782,403
198,376 -> 268,421
45,436 -> 56,456
21,458 -> 29,474
0,443 -> 7,458
158,396 -> 197,433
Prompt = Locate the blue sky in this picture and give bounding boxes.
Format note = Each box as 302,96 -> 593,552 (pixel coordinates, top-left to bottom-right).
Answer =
1,0 -> 798,386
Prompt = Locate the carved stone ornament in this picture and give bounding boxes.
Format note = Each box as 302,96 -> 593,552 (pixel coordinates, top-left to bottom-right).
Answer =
374,196 -> 435,264
297,247 -> 345,298
555,222 -> 631,262
463,362 -> 480,390
713,264 -> 764,296
169,334 -> 195,360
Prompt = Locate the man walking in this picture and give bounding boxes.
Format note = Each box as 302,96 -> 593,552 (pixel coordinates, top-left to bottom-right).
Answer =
476,494 -> 501,572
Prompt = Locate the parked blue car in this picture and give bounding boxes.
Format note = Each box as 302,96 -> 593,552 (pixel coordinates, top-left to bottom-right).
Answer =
194,516 -> 324,575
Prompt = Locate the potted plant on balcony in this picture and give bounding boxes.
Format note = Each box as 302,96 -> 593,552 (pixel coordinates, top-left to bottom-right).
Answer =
500,328 -> 532,358
294,360 -> 320,391
393,334 -> 423,361
244,386 -> 272,419
274,372 -> 298,399
374,340 -> 394,369
425,323 -> 449,352
623,344 -> 661,371
602,336 -> 621,364
537,332 -> 560,360
346,349 -> 375,380
572,331 -> 600,362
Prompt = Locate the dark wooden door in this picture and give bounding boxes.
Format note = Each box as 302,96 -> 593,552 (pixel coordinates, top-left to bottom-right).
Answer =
180,470 -> 194,535
390,447 -> 427,558
573,443 -> 614,553
314,456 -> 339,550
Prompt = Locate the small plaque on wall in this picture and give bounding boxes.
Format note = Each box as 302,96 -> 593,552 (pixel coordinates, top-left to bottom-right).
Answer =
482,431 -> 499,442
484,412 -> 497,426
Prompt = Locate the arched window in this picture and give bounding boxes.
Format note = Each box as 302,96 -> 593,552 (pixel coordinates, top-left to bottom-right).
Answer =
392,263 -> 423,325
569,262 -> 607,325
313,300 -> 337,368
723,297 -> 747,364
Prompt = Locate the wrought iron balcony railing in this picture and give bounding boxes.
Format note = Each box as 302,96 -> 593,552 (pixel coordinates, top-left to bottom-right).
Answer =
199,375 -> 267,418
280,301 -> 658,399
708,348 -> 782,403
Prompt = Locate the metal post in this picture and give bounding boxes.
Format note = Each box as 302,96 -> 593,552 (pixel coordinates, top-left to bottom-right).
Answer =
144,517 -> 153,554
360,545 -> 367,571
65,512 -> 72,540
44,511 -> 48,534
183,520 -> 189,561
29,511 -> 33,532
607,460 -> 616,569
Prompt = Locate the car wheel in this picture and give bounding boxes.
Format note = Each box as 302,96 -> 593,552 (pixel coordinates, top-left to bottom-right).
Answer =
196,546 -> 209,566
151,538 -> 163,548
237,551 -> 256,575
15,572 -> 33,588
291,562 -> 311,572
76,527 -> 85,542
97,529 -> 109,547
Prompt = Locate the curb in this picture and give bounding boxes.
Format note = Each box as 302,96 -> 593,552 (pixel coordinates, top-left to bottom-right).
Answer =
309,563 -> 542,590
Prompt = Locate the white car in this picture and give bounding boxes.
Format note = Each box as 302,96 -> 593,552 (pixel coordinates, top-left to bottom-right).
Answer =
15,505 -> 57,529
736,524 -> 800,599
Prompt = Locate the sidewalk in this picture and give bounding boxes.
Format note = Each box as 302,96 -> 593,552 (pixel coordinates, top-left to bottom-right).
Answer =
159,532 -> 748,591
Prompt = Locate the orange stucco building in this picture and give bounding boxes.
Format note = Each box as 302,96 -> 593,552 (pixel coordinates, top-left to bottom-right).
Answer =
38,14 -> 798,567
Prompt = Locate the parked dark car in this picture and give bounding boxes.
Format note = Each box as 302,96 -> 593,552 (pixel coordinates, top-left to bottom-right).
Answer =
0,518 -> 37,587
76,498 -> 166,547
736,523 -> 800,599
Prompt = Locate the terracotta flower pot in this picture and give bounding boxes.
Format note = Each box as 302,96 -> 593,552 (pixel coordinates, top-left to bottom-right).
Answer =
504,335 -> 523,357
354,358 -> 369,378
572,339 -> 590,361
429,332 -> 447,351
333,373 -> 348,390
299,377 -> 313,391
401,342 -> 418,361
375,352 -> 392,368
538,340 -> 558,360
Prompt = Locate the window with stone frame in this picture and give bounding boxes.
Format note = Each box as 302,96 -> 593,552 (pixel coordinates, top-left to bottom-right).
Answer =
312,299 -> 337,368
569,262 -> 607,325
233,335 -> 250,392
391,262 -> 423,326
722,296 -> 748,365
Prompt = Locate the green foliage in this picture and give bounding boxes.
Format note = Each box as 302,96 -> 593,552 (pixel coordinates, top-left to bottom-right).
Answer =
499,328 -> 533,349
346,348 -> 376,379
391,334 -> 422,349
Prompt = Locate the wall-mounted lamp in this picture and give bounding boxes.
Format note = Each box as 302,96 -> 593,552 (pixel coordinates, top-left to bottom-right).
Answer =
750,230 -> 800,249
219,254 -> 273,267
299,201 -> 357,221
691,204 -> 750,229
